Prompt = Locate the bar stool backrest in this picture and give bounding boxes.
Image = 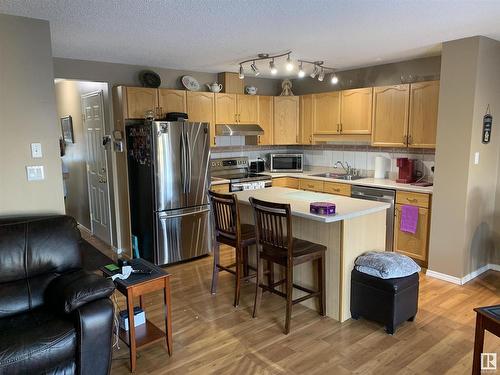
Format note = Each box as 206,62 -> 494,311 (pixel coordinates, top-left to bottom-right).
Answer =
249,197 -> 293,258
208,190 -> 241,244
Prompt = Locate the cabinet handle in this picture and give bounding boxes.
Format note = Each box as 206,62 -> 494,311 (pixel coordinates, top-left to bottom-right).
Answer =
234,113 -> 237,122
406,198 -> 418,203
333,188 -> 340,192
408,135 -> 413,145
258,135 -> 261,144
336,123 -> 340,132
403,134 -> 408,145
340,123 -> 343,132
213,136 -> 216,145
309,135 -> 312,143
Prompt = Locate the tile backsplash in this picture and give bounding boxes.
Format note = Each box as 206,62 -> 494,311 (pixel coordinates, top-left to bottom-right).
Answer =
211,145 -> 435,181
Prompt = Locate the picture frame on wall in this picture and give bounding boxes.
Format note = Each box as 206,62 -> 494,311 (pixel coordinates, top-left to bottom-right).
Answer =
61,116 -> 74,143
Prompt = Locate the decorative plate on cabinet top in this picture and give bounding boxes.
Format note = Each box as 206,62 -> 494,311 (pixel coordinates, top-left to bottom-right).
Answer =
181,75 -> 200,91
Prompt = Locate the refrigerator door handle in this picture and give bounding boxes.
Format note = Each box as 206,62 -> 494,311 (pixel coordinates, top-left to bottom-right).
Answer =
159,207 -> 210,219
186,131 -> 192,192
180,130 -> 187,194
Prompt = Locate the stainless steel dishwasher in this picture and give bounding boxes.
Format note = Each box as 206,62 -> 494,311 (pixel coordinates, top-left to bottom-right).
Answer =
351,185 -> 396,252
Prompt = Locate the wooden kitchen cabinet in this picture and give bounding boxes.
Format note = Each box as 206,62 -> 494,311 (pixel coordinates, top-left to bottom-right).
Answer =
371,84 -> 410,147
313,92 -> 341,134
408,80 -> 439,148
340,88 -> 373,134
300,94 -> 314,144
258,96 -> 273,145
237,94 -> 259,124
323,181 -> 351,196
124,87 -> 158,118
394,204 -> 429,264
299,179 -> 324,192
272,177 -> 299,189
274,96 -> 299,144
158,89 -> 187,116
215,93 -> 237,123
186,92 -> 215,146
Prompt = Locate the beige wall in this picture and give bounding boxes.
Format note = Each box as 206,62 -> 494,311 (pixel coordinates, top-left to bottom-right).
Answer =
429,36 -> 500,278
53,58 -> 282,96
292,56 -> 441,95
0,15 -> 64,215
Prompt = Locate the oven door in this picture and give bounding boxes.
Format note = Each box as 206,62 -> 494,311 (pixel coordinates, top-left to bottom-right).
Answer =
270,154 -> 303,172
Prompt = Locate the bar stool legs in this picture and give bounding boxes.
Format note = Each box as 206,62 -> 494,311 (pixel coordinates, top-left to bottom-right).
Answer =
211,242 -> 220,295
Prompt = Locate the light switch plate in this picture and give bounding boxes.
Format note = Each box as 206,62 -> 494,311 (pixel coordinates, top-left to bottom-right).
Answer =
31,143 -> 42,158
26,166 -> 44,181
474,152 -> 480,165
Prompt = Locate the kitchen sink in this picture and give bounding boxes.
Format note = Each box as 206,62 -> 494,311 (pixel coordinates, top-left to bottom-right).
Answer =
311,173 -> 364,181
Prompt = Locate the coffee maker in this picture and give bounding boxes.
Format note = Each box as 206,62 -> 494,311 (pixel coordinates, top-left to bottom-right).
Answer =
396,158 -> 416,183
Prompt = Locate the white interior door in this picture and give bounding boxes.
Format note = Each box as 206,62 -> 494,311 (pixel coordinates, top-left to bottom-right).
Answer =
82,91 -> 112,244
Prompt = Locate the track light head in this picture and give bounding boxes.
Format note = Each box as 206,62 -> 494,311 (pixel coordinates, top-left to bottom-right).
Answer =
331,73 -> 339,84
250,61 -> 260,76
286,54 -> 293,71
239,65 -> 244,80
318,68 -> 325,82
269,59 -> 277,75
310,65 -> 319,79
298,62 -> 305,78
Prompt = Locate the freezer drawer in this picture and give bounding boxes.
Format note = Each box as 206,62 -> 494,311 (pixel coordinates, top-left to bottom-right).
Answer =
155,205 -> 211,265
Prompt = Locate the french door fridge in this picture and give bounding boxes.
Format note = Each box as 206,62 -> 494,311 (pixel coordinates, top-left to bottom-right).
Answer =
126,120 -> 211,265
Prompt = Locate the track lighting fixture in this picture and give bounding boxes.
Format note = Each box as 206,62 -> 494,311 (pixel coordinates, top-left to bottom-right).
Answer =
269,59 -> 277,75
237,52 -> 338,84
250,61 -> 260,76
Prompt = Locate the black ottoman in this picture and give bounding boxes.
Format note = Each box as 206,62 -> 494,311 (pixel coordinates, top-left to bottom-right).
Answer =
350,269 -> 419,334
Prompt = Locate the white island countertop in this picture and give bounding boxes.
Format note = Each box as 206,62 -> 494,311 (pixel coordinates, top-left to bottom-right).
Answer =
234,187 -> 390,223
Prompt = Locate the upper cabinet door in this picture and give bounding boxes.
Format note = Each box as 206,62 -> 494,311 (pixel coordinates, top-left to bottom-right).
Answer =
158,89 -> 187,116
273,96 -> 299,145
237,94 -> 259,123
300,95 -> 314,144
257,96 -> 273,145
313,92 -> 341,134
186,92 -> 215,146
340,88 -> 373,134
125,87 -> 158,119
215,93 -> 237,123
408,81 -> 439,148
371,84 -> 409,147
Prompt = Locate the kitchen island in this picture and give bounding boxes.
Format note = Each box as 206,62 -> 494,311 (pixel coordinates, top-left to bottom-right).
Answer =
234,187 -> 390,322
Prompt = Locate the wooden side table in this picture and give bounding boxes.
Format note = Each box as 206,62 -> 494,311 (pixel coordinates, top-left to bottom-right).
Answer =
472,305 -> 500,375
102,259 -> 173,372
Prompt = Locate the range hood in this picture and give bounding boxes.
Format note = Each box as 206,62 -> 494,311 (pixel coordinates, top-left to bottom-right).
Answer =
216,124 -> 264,136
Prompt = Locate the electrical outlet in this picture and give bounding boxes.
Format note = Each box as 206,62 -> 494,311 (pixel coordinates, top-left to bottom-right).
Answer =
31,143 -> 42,158
474,152 -> 480,165
26,166 -> 44,181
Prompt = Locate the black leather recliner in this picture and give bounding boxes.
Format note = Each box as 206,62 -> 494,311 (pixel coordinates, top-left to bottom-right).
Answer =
0,215 -> 116,375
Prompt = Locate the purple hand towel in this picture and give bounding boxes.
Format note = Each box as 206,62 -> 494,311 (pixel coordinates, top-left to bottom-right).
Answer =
400,204 -> 419,234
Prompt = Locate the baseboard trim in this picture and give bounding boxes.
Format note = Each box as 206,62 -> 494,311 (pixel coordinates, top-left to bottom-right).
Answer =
426,264 -> 499,285
425,269 -> 462,285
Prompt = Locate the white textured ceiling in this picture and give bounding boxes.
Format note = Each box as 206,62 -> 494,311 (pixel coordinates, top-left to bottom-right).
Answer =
2,0 -> 500,77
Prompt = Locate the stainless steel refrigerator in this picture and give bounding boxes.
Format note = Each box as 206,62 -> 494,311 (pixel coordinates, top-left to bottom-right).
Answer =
126,120 -> 211,265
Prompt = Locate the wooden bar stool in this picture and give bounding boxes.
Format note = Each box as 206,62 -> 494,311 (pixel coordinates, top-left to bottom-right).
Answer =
249,197 -> 326,334
208,190 -> 257,307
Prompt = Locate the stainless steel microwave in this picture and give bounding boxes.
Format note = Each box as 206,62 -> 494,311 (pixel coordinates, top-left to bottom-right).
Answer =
267,153 -> 303,172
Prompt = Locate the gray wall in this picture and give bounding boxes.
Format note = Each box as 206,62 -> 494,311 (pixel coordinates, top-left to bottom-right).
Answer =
292,56 -> 441,95
53,58 -> 282,96
0,14 -> 65,215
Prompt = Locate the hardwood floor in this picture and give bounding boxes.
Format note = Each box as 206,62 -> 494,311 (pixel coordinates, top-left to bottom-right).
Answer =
84,233 -> 499,374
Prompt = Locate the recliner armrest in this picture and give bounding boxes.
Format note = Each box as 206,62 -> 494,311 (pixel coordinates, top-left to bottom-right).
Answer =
46,269 -> 115,313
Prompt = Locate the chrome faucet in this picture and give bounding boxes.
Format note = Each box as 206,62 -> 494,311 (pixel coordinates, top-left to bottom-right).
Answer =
334,160 -> 354,176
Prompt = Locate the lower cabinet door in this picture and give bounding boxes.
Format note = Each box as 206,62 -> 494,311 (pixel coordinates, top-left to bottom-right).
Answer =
394,204 -> 429,263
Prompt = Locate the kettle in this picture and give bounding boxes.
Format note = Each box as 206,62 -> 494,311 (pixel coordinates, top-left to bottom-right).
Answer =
206,82 -> 223,93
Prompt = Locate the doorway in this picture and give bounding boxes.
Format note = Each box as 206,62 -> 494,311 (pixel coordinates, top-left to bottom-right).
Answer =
54,79 -> 115,247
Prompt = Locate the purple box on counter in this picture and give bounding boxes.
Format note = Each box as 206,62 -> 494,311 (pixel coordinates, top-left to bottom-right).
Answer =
310,202 -> 336,215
